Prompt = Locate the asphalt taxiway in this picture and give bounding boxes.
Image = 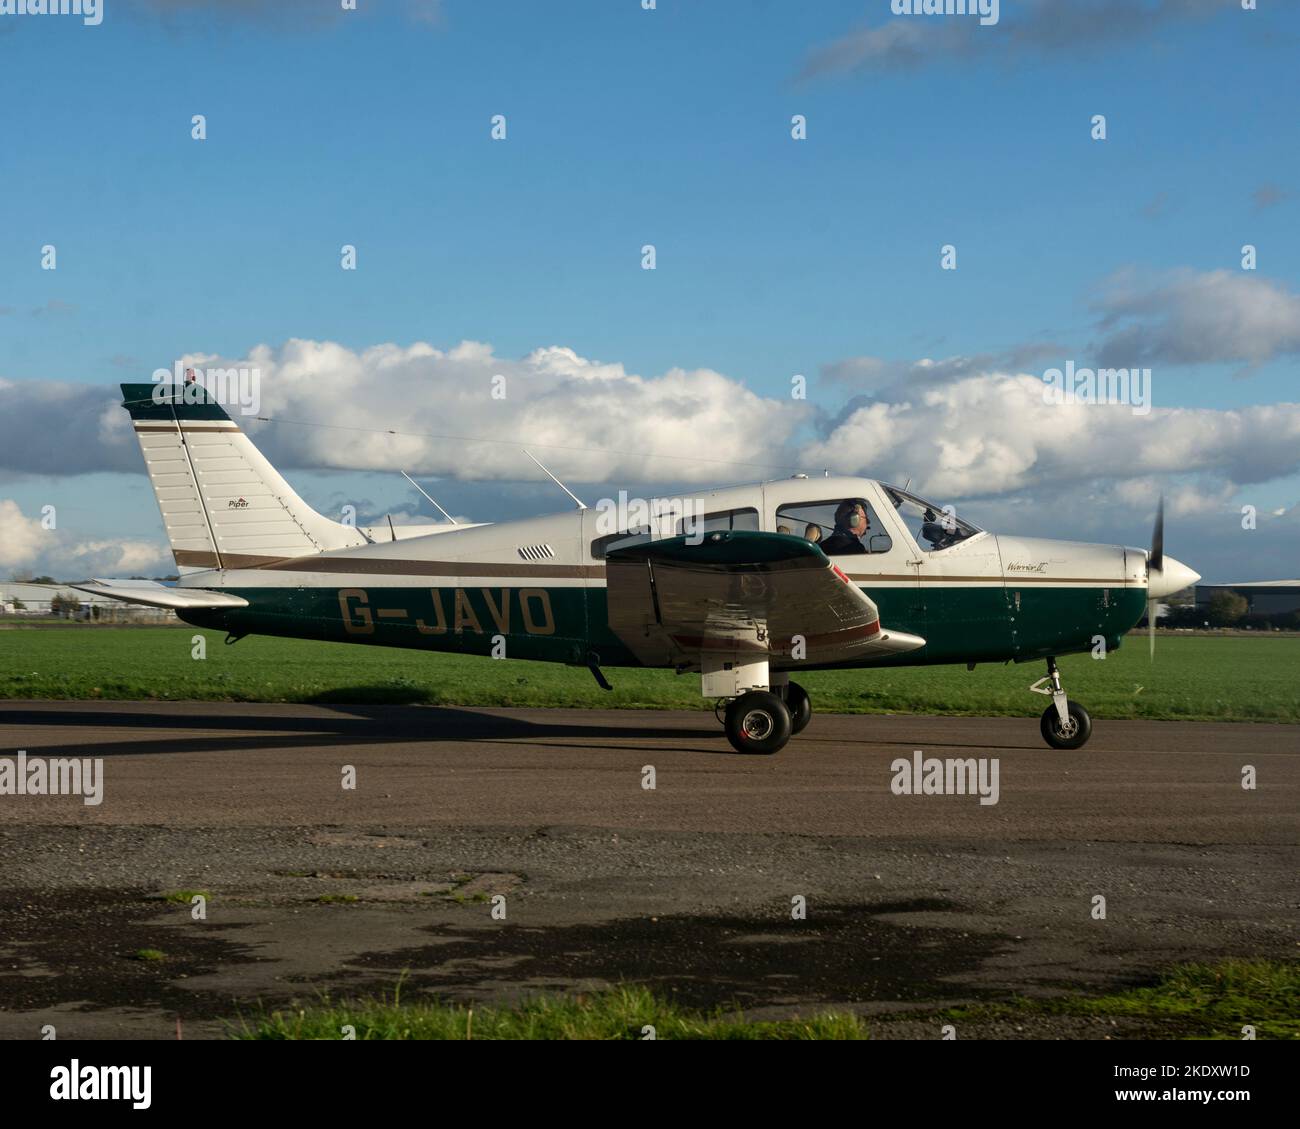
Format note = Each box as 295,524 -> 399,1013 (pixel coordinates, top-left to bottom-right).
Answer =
1,701 -> 1296,1038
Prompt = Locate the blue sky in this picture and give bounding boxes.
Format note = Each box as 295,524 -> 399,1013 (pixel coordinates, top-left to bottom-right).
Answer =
1,0 -> 1298,581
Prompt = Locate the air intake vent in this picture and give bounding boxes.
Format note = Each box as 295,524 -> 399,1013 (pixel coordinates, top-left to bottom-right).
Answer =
517,544 -> 556,561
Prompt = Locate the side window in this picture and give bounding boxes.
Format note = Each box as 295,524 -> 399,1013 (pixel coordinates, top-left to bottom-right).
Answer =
676,507 -> 759,537
592,507 -> 759,557
590,525 -> 652,559
775,499 -> 893,555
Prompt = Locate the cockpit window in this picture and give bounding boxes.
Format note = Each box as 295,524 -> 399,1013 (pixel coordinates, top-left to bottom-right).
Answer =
881,484 -> 981,551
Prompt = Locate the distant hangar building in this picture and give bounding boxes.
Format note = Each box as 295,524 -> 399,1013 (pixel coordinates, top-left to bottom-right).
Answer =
0,581 -> 175,622
0,582 -> 100,615
1195,580 -> 1300,616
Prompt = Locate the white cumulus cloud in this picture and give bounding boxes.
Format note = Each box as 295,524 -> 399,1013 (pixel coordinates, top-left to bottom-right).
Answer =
802,370 -> 1300,501
0,499 -> 169,580
182,338 -> 808,483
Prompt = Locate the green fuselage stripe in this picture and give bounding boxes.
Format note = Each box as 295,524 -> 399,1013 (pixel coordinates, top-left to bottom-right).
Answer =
181,582 -> 1148,668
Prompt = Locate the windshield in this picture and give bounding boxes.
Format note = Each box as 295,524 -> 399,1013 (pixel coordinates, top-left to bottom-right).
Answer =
881,484 -> 982,551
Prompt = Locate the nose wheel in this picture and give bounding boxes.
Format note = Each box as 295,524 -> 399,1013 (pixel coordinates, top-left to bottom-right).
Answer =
1040,700 -> 1092,749
1030,658 -> 1093,750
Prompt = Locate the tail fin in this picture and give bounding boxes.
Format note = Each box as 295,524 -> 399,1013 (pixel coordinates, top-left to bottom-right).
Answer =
121,383 -> 366,573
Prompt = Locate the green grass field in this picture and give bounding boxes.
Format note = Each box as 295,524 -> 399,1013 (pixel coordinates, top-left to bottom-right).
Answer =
0,625 -> 1295,721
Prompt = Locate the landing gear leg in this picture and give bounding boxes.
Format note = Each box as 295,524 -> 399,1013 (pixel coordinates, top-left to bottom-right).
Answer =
1030,657 -> 1092,750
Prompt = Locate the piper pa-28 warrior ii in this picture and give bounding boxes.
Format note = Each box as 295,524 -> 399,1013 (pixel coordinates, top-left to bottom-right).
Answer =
77,384 -> 1200,756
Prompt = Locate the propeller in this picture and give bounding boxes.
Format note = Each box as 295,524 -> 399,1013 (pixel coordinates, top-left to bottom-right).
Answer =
1150,495 -> 1163,575
1144,498 -> 1200,654
1148,496 -> 1163,659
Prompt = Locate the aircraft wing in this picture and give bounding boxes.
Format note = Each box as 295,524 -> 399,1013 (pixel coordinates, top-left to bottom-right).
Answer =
604,530 -> 925,668
68,579 -> 249,610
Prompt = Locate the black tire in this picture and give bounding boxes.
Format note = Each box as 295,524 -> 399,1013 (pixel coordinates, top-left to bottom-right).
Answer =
1040,701 -> 1092,750
786,681 -> 812,735
724,691 -> 792,755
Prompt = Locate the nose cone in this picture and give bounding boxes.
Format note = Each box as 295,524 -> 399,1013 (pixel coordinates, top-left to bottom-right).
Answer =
1148,554 -> 1200,600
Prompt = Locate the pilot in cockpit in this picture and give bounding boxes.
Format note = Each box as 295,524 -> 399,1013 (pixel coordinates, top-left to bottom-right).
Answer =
820,500 -> 869,555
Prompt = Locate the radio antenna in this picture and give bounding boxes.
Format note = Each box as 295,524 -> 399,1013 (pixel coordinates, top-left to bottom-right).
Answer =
400,471 -> 459,525
524,449 -> 586,510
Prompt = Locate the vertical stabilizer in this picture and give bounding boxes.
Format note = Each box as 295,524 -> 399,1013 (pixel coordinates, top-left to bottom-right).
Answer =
121,383 -> 366,573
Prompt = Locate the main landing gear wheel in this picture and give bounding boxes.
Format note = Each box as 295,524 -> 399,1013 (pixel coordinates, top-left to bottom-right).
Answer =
724,691 -> 792,755
785,681 -> 812,735
1040,701 -> 1092,750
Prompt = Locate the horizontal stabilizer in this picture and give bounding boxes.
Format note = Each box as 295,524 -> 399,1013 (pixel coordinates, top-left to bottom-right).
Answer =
69,579 -> 249,610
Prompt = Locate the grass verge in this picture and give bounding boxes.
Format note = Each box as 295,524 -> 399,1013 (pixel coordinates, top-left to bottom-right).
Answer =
232,960 -> 1297,1040
932,960 -> 1299,1039
234,984 -> 867,1040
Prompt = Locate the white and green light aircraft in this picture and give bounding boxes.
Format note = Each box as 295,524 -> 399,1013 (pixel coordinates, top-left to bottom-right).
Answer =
75,383 -> 1199,756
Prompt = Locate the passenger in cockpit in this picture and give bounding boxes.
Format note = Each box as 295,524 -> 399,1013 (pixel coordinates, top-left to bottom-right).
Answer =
820,500 -> 869,555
